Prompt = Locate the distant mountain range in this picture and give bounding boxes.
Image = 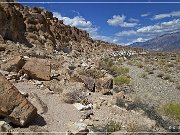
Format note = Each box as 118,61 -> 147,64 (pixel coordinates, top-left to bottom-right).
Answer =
130,32 -> 180,52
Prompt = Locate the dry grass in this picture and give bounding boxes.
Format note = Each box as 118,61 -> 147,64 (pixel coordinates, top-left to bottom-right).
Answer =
113,76 -> 131,86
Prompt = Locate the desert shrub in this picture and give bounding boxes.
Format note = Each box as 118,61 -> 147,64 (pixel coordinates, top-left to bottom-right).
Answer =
80,68 -> 105,79
176,83 -> 180,90
126,121 -> 143,132
162,74 -> 171,80
166,63 -> 174,68
135,62 -> 144,68
113,76 -> 131,86
144,67 -> 154,74
139,72 -> 148,79
105,120 -> 122,132
62,90 -> 86,104
110,65 -> 129,76
99,58 -> 114,70
164,102 -> 180,121
157,72 -> 164,78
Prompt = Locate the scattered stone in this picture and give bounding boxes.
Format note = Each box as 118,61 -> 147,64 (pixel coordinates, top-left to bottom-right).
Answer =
0,73 -> 37,126
73,103 -> 92,111
1,56 -> 25,72
81,110 -> 94,120
96,75 -> 113,90
79,75 -> 95,92
0,120 -> 12,132
22,58 -> 51,81
67,122 -> 89,135
0,44 -> 6,51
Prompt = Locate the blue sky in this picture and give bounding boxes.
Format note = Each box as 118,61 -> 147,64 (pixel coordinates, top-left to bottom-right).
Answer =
18,0 -> 180,45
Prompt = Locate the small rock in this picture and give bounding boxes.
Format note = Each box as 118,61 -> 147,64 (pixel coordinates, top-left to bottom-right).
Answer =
0,120 -> 12,132
73,103 -> 92,111
67,122 -> 89,135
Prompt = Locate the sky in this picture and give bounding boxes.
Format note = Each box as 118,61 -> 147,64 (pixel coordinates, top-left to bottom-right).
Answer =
17,0 -> 180,45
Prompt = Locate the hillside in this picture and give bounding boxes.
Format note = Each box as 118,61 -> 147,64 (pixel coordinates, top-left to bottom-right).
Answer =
1,1 -> 180,134
130,32 -> 180,51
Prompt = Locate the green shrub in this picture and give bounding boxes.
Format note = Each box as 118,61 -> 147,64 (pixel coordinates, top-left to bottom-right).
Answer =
164,102 -> 180,121
113,76 -> 131,86
99,58 -> 114,70
105,120 -> 122,132
110,65 -> 129,76
80,68 -> 105,79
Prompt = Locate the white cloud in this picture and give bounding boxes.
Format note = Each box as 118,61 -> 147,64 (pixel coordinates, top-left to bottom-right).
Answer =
141,13 -> 151,17
153,11 -> 180,20
53,12 -> 121,44
116,19 -> 180,37
107,15 -> 138,27
116,30 -> 137,36
129,18 -> 139,23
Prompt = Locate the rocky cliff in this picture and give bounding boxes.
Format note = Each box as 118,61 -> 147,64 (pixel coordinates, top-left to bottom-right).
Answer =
0,0 -> 144,55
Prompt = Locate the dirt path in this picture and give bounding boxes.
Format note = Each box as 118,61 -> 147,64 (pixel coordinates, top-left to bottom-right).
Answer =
15,81 -> 81,132
125,63 -> 180,107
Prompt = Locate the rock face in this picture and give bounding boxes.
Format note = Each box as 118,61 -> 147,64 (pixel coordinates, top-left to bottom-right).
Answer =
78,75 -> 95,92
0,73 -> 37,126
1,56 -> 25,72
22,58 -> 51,81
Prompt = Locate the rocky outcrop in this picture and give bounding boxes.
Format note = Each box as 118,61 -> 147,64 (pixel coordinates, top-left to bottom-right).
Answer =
0,72 -> 37,126
22,58 -> 51,81
1,56 -> 25,72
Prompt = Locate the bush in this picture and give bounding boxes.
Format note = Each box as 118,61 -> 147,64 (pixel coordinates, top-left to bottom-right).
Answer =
80,68 -> 105,79
135,62 -> 144,68
99,58 -> 114,70
105,120 -> 122,132
157,72 -> 164,78
110,65 -> 129,76
113,76 -> 131,86
176,83 -> 180,90
139,72 -> 148,79
164,102 -> 180,121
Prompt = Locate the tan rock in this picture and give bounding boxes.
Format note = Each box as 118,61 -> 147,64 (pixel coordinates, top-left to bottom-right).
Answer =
0,73 -> 37,126
22,58 -> 51,81
0,44 -> 6,51
96,75 -> 113,90
1,56 -> 25,72
67,122 -> 88,135
78,75 -> 95,92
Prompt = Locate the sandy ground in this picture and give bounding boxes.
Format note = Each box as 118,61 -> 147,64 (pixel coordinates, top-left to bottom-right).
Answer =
15,81 -> 81,133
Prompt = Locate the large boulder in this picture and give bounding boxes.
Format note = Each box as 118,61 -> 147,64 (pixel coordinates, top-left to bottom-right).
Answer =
96,76 -> 113,90
78,75 -> 95,92
1,56 -> 25,72
0,73 -> 37,126
22,58 -> 51,81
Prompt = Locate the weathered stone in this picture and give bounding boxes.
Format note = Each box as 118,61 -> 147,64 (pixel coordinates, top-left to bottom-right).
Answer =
78,75 -> 95,92
96,75 -> 113,90
73,103 -> 92,111
67,122 -> 89,135
0,73 -> 37,126
0,120 -> 12,132
1,56 -> 25,72
0,44 -> 6,51
22,58 -> 51,81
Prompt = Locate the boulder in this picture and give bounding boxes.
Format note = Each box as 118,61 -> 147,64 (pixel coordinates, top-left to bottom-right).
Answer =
1,56 -> 25,72
67,122 -> 89,135
0,73 -> 37,126
0,44 -> 6,51
78,75 -> 95,92
22,58 -> 51,81
96,75 -> 113,90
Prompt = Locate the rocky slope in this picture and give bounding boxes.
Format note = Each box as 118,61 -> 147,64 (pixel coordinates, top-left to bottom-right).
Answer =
2,0 -> 178,134
130,32 -> 180,52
